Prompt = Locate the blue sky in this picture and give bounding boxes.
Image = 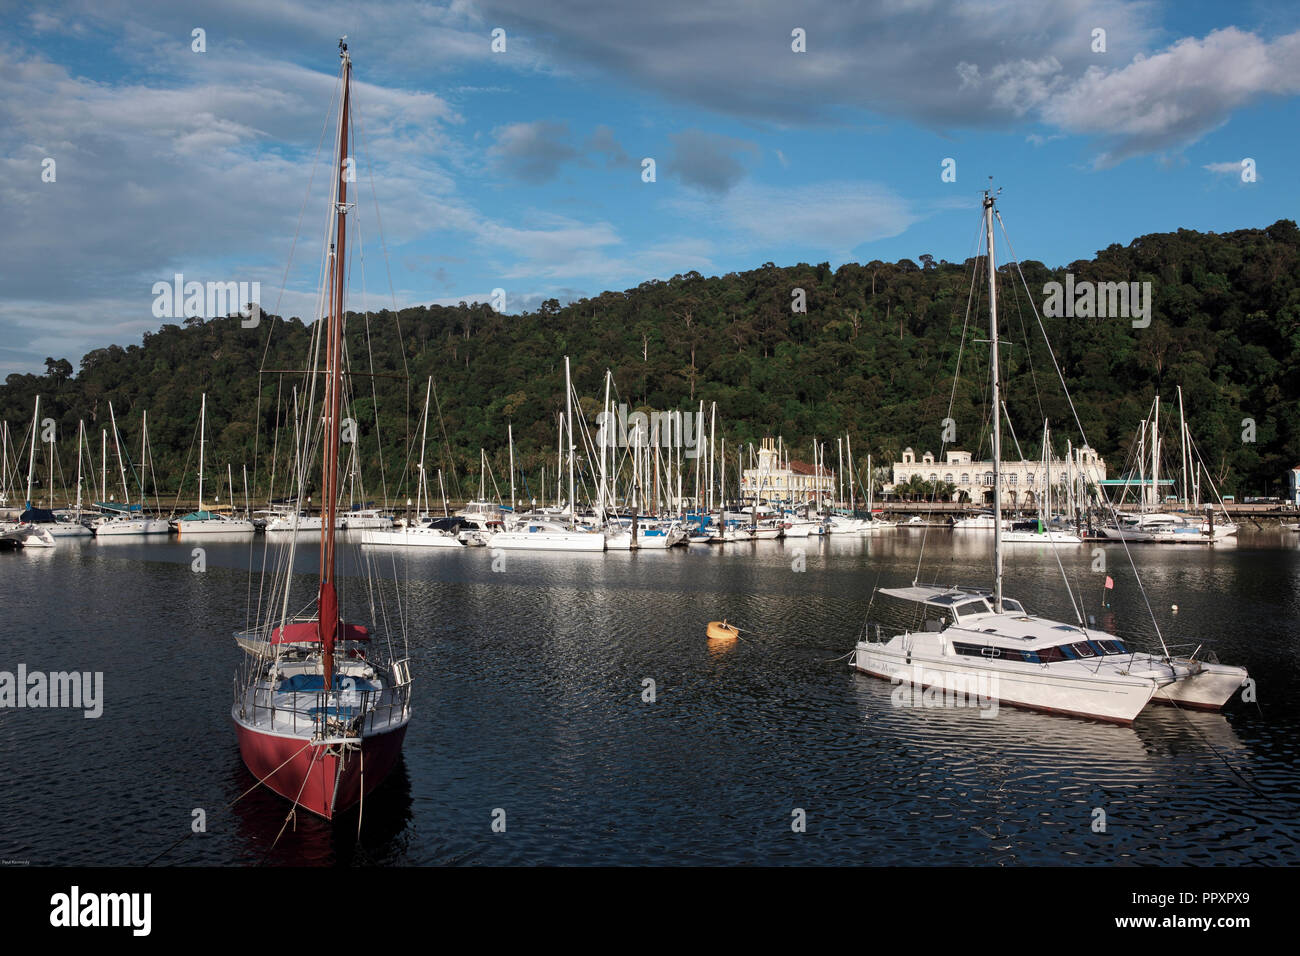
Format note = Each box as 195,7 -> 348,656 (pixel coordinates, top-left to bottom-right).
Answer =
3,0 -> 1299,377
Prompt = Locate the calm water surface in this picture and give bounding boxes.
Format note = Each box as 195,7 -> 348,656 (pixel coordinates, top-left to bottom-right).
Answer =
2,527 -> 1298,865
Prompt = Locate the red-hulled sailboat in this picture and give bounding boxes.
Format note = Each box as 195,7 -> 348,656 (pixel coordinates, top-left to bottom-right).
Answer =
232,39 -> 412,820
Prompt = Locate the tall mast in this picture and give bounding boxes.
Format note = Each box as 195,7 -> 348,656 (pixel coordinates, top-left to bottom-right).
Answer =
198,392 -> 206,511
1152,397 -> 1160,510
985,189 -> 1004,612
1178,385 -> 1188,506
26,396 -> 38,509
141,410 -> 148,511
847,433 -> 855,511
720,437 -> 725,509
565,355 -> 575,527
109,402 -> 129,503
417,377 -> 432,514
1043,420 -> 1051,523
508,423 -> 516,512
318,39 -> 352,683
708,402 -> 716,511
100,428 -> 106,502
599,372 -> 610,519
837,437 -> 843,508
75,420 -> 84,514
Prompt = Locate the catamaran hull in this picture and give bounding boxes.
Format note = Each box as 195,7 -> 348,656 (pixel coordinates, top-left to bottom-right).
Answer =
1002,532 -> 1083,544
44,523 -> 93,538
1151,663 -> 1248,710
491,531 -> 606,551
851,644 -> 1157,724
175,520 -> 256,536
234,720 -> 408,820
1099,525 -> 1237,544
95,519 -> 171,536
360,529 -> 463,547
636,531 -> 685,549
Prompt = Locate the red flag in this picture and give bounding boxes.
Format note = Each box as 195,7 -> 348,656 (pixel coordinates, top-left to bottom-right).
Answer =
1104,576 -> 1114,589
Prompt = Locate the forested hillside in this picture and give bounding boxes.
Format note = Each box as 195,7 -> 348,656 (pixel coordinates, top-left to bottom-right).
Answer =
4,219 -> 1298,505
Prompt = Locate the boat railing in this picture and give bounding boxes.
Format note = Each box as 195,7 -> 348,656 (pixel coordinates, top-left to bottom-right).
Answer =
236,664 -> 412,739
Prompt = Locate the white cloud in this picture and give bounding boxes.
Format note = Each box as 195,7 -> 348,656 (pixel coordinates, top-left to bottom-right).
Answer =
671,181 -> 923,257
1045,28 -> 1300,165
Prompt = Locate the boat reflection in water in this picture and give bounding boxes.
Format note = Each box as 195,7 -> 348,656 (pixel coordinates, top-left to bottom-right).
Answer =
230,756 -> 414,865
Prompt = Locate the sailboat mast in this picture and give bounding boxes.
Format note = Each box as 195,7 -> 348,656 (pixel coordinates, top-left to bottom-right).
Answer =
417,377 -> 432,514
565,355 -> 575,527
75,420 -> 84,514
109,402 -> 128,503
985,189 -> 1004,612
141,410 -> 148,511
1152,397 -> 1160,510
847,434 -> 855,511
1178,385 -> 1188,506
318,41 -> 351,682
508,423 -> 516,512
198,393 -> 206,511
25,395 -> 38,512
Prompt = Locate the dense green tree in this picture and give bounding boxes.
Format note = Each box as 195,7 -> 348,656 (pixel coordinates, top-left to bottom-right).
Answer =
3,221 -> 1298,506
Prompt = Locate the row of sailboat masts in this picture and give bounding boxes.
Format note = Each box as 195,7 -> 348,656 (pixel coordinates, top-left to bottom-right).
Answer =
1130,387 -> 1211,511
8,402 -> 194,515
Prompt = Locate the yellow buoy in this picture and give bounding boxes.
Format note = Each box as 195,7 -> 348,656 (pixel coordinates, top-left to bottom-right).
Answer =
707,620 -> 739,641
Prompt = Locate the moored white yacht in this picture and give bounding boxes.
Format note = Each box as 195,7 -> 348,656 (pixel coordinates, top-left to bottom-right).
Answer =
362,515 -> 464,548
172,394 -> 255,536
951,511 -> 1010,530
491,517 -> 606,551
851,190 -> 1248,724
1100,511 -> 1234,544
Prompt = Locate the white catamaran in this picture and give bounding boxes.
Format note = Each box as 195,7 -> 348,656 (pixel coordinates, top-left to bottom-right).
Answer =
851,190 -> 1248,723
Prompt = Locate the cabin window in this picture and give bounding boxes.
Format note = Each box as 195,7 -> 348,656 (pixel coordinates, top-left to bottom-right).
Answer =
1037,645 -> 1069,663
1070,641 -> 1097,658
1096,639 -> 1129,655
1002,599 -> 1025,613
955,599 -> 991,618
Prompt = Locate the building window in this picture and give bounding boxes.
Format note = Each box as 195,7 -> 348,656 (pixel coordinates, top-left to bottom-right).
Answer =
944,474 -> 953,484
1027,473 -> 1035,485
1008,474 -> 1018,485
984,472 -> 994,485
960,473 -> 969,484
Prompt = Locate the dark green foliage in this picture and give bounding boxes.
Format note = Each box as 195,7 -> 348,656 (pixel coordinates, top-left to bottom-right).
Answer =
3,221 -> 1297,502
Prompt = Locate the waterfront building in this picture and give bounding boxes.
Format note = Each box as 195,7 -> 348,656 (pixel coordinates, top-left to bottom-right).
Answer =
889,446 -> 1107,505
740,437 -> 835,504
